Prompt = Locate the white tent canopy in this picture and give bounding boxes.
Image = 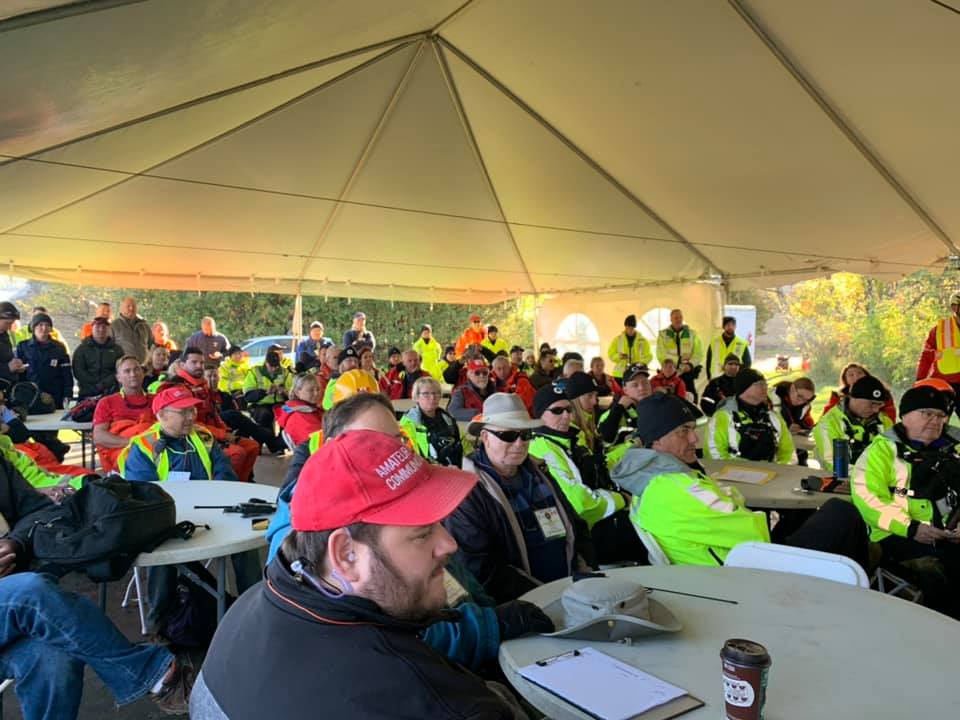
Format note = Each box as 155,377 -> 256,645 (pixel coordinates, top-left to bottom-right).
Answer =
2,0 -> 958,303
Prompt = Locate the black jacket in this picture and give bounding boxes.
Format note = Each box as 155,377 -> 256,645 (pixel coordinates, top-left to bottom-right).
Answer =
445,449 -> 596,604
16,338 -> 73,408
0,330 -> 18,385
700,375 -> 737,417
201,556 -> 514,720
72,337 -> 123,398
0,454 -> 56,565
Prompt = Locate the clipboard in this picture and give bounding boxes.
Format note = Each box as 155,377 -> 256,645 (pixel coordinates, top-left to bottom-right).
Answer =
713,465 -> 775,485
518,647 -> 704,720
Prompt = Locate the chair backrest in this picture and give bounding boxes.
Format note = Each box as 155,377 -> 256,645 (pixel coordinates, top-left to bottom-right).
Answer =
281,430 -> 297,452
634,527 -> 671,566
725,542 -> 868,588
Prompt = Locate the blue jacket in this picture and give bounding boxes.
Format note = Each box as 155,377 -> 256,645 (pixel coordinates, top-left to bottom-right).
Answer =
121,432 -> 238,482
266,480 -> 501,670
16,338 -> 73,408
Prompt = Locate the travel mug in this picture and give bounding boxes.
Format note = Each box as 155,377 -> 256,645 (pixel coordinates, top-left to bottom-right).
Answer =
721,638 -> 771,720
832,439 -> 850,479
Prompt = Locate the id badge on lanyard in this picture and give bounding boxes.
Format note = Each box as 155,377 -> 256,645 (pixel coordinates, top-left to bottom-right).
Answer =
442,570 -> 470,606
534,508 -> 567,540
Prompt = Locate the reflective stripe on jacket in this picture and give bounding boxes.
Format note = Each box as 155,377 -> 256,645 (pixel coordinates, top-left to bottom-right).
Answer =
813,404 -> 892,468
528,433 -> 624,529
705,399 -> 795,464
707,335 -> 748,377
606,333 -> 652,376
634,464 -> 770,566
656,326 -> 703,366
934,316 -> 960,376
851,430 -> 932,542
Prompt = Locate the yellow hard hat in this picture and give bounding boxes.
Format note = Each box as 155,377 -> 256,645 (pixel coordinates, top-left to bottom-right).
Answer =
332,369 -> 380,405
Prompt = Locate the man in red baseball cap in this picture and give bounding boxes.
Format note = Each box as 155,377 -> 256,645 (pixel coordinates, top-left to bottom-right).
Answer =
194,429 -> 528,719
120,386 -> 262,635
448,357 -> 495,422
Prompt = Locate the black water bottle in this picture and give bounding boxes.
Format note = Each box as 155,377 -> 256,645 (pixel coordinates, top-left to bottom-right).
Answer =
833,439 -> 850,479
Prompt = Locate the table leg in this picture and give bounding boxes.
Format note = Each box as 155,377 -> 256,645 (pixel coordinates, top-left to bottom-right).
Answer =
216,557 -> 227,622
98,582 -> 107,611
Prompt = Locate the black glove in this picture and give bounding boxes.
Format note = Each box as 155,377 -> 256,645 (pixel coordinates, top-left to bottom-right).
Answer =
495,600 -> 555,640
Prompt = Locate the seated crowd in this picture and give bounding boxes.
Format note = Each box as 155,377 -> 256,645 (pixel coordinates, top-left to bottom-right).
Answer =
1,297 -> 960,719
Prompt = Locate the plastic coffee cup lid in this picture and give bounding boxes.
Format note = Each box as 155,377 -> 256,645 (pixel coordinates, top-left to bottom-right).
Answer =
721,638 -> 771,666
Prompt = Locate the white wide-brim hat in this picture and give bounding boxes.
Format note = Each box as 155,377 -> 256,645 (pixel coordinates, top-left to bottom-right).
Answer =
467,392 -> 543,436
540,577 -> 681,642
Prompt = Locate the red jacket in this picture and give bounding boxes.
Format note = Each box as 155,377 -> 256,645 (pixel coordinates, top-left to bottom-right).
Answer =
275,399 -> 323,446
590,372 -> 621,397
385,368 -> 430,400
159,369 -> 228,437
494,369 -> 536,414
650,373 -> 687,398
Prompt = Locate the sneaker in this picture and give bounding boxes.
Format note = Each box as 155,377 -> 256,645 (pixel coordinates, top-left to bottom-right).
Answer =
153,653 -> 196,715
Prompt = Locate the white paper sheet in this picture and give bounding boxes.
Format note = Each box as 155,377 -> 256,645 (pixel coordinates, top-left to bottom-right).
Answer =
519,646 -> 687,720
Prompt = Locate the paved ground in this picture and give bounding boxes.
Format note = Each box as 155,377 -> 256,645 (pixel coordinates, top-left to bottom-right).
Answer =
1,445 -> 290,720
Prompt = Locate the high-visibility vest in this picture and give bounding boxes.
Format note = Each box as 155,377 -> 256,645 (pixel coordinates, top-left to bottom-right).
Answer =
606,333 -> 652,376
656,326 -> 702,366
934,316 -> 960,375
708,335 -> 748,377
117,424 -> 213,481
813,404 -> 892,468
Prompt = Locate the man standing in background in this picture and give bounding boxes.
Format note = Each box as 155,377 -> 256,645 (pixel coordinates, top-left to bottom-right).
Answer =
112,296 -> 151,363
186,316 -> 230,366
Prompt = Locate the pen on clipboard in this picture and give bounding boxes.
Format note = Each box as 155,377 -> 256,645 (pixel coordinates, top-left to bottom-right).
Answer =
535,649 -> 581,667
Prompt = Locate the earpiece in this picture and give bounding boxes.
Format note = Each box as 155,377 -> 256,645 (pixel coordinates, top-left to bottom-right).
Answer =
347,551 -> 357,562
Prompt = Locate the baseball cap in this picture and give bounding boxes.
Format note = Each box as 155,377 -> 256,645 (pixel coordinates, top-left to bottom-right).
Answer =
469,313 -> 481,322
622,364 -> 650,384
291,430 -> 478,530
0,302 -> 20,321
310,321 -> 324,330
338,346 -> 359,365
92,316 -> 111,326
849,376 -> 888,402
564,371 -> 597,401
510,345 -> 524,354
633,394 -> 701,446
152,386 -> 202,415
466,358 -> 489,373
421,324 -> 432,332
723,353 -> 742,366
353,311 -> 366,320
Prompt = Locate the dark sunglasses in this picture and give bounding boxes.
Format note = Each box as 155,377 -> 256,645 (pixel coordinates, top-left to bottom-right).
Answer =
544,405 -> 572,415
485,428 -> 533,443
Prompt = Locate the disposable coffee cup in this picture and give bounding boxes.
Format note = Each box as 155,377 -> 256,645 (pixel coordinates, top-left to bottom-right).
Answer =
721,638 -> 771,720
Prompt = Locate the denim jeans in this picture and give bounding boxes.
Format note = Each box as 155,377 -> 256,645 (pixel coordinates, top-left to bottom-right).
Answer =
0,572 -> 173,719
146,549 -> 263,632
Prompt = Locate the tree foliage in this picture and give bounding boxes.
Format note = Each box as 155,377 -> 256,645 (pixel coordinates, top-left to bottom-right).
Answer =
780,271 -> 954,394
17,282 -> 536,363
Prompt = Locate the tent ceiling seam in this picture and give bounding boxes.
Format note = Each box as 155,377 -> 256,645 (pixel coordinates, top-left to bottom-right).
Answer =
0,31 -> 427,168
0,41 -> 417,238
435,36 -> 727,281
295,41 -> 426,282
0,0 -> 146,33
432,38 -> 538,295
429,0 -> 479,34
728,0 -> 959,256
1,155 -> 936,273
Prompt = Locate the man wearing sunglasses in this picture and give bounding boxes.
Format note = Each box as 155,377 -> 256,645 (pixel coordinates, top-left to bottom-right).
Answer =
528,384 -> 645,565
853,385 -> 960,618
445,394 -> 596,603
447,358 -> 496,422
813,375 -> 893,468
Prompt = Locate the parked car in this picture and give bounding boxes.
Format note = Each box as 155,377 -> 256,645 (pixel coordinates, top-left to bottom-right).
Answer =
241,335 -> 297,368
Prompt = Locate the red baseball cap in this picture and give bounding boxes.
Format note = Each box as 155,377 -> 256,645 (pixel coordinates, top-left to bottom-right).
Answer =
466,359 -> 489,372
292,430 -> 477,531
152,386 -> 202,415
469,314 -> 481,322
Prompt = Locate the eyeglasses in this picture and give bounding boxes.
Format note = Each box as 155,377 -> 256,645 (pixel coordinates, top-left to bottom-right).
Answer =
418,391 -> 441,398
918,409 -> 949,422
485,429 -> 533,443
544,406 -> 572,415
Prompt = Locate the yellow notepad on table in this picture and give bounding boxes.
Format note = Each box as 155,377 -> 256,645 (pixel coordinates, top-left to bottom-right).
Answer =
713,465 -> 775,485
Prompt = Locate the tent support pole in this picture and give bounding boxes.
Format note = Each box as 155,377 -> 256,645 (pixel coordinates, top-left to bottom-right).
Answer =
436,37 -> 726,281
727,0 -> 959,257
0,41 -> 417,237
296,41 -> 426,282
432,39 -> 539,296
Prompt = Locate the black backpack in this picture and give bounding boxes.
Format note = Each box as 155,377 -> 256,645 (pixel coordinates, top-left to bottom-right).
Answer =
29,475 -> 186,582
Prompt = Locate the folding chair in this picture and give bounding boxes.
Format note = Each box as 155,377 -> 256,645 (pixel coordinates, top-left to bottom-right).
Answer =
634,527 -> 671,566
725,542 -> 868,587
